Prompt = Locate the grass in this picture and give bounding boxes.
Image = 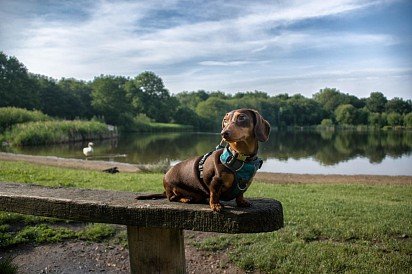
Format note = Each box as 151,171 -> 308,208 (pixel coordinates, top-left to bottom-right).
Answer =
197,183 -> 412,273
1,120 -> 115,146
0,256 -> 18,274
0,160 -> 411,273
0,107 -> 51,133
130,120 -> 193,132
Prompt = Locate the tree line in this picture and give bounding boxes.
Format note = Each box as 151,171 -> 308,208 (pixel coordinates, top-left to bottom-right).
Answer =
1,52 -> 411,130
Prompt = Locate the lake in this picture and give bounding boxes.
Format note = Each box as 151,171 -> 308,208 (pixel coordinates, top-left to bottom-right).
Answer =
2,130 -> 412,176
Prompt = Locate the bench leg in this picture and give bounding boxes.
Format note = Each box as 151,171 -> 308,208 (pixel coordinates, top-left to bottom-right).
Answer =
127,226 -> 185,274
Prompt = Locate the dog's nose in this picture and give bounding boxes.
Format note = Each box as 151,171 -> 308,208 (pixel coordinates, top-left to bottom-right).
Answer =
221,130 -> 231,139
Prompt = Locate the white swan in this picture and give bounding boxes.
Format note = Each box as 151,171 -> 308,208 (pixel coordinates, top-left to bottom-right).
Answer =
83,142 -> 94,157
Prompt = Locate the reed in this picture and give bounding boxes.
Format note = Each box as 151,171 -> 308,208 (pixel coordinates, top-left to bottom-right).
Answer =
3,120 -> 115,146
0,107 -> 50,132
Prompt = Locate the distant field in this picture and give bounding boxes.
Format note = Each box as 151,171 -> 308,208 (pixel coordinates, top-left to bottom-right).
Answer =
0,160 -> 411,273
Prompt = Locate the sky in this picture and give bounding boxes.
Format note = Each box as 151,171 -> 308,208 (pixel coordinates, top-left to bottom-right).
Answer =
1,0 -> 411,99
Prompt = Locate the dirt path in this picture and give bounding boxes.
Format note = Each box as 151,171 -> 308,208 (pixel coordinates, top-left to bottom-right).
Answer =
0,152 -> 141,173
1,231 -> 243,274
1,226 -> 243,273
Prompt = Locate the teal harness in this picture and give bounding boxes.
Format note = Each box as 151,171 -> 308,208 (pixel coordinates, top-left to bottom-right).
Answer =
198,143 -> 263,201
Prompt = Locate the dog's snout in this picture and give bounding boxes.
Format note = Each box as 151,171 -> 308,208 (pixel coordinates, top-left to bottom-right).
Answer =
221,130 -> 231,139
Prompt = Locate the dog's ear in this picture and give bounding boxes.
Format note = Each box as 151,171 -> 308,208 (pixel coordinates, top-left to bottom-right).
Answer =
251,110 -> 270,142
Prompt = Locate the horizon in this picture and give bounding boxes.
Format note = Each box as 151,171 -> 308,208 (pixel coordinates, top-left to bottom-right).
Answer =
1,0 -> 411,99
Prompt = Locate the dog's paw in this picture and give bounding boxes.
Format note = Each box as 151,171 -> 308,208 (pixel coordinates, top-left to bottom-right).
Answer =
236,198 -> 252,208
210,202 -> 223,212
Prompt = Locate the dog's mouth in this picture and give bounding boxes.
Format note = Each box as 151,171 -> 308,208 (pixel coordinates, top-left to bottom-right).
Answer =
223,136 -> 245,143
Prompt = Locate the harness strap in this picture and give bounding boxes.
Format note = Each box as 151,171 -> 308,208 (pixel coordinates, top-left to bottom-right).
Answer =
198,140 -> 227,179
198,151 -> 213,179
220,146 -> 263,198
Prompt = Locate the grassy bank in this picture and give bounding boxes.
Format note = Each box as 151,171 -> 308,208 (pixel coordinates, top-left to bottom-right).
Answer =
1,120 -> 116,146
0,107 -> 51,132
0,160 -> 411,273
129,120 -> 193,132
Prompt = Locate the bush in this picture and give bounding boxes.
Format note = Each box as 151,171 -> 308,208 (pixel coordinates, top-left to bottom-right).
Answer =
320,119 -> 334,127
387,112 -> 403,127
0,107 -> 50,132
3,120 -> 113,146
404,113 -> 412,128
368,112 -> 386,128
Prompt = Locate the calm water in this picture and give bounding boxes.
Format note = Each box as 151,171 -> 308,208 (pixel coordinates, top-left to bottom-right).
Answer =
2,130 -> 412,175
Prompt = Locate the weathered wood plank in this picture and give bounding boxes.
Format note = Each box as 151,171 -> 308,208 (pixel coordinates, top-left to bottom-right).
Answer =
0,182 -> 283,233
127,226 -> 185,274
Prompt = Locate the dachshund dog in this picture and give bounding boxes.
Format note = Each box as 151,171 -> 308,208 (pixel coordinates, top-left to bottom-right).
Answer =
136,109 -> 270,212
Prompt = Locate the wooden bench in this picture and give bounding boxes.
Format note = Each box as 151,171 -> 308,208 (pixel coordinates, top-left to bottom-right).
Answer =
0,182 -> 283,274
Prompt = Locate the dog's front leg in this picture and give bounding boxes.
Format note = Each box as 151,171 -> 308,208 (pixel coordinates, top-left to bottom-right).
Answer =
236,194 -> 252,207
209,176 -> 223,212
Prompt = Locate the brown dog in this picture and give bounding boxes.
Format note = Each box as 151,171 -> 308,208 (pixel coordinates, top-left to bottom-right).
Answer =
136,109 -> 270,212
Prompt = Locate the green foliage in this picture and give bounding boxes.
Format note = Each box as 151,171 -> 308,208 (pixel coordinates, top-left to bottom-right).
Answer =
0,52 -> 40,110
0,52 -> 411,131
334,104 -> 358,125
77,224 -> 116,242
313,88 -> 352,114
3,120 -> 112,146
125,71 -> 178,123
387,112 -> 403,127
405,113 -> 412,128
58,78 -> 94,118
0,257 -> 18,274
320,118 -> 334,127
0,216 -> 117,248
91,75 -> 131,126
0,107 -> 50,132
385,97 -> 412,114
368,112 -> 386,128
196,97 -> 233,129
366,92 -> 387,113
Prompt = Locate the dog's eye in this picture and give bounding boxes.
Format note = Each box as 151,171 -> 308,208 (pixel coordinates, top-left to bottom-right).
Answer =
238,115 -> 246,121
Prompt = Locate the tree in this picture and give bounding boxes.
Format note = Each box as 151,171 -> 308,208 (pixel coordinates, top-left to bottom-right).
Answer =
313,88 -> 351,114
335,104 -> 359,125
32,74 -> 82,119
368,112 -> 386,128
0,52 -> 40,109
196,97 -> 232,129
366,92 -> 387,113
125,72 -> 177,122
175,90 -> 209,110
58,78 -> 93,118
288,94 -> 324,125
91,75 -> 131,126
404,113 -> 412,128
173,106 -> 203,128
386,112 -> 403,126
385,97 -> 412,114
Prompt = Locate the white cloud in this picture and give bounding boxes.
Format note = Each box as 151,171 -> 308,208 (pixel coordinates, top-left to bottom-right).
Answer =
0,0 -> 410,98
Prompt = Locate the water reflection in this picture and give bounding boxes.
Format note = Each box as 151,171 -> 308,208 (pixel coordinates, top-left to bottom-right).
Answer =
2,130 -> 411,175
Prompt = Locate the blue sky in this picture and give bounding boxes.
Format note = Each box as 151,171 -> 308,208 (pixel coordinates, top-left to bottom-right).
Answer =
1,0 -> 411,99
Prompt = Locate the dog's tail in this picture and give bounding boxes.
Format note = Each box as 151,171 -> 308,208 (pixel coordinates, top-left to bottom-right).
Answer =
135,192 -> 166,200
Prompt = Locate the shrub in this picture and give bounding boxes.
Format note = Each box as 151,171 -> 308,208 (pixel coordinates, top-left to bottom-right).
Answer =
320,119 -> 334,127
4,120 -> 113,146
387,112 -> 403,127
0,107 -> 50,132
404,113 -> 412,128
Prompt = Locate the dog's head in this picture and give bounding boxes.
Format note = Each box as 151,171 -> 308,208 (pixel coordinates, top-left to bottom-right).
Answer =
221,109 -> 270,143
